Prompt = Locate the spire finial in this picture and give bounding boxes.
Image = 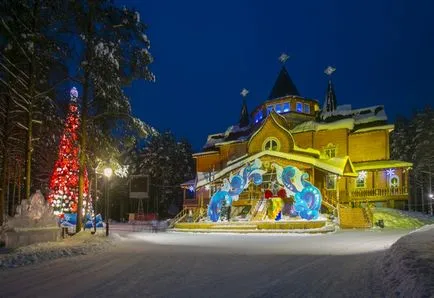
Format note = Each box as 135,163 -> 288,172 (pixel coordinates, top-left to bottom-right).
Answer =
279,53 -> 289,64
324,66 -> 336,77
240,88 -> 249,98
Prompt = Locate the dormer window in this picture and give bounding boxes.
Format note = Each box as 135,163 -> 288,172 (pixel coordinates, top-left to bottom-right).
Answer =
262,137 -> 280,151
304,103 -> 310,114
296,102 -> 303,113
324,143 -> 337,158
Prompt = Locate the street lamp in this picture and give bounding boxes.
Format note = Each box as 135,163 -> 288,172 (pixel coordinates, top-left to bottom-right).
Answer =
104,167 -> 113,236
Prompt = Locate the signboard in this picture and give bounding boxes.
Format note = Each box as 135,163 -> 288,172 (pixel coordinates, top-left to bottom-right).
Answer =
129,175 -> 150,199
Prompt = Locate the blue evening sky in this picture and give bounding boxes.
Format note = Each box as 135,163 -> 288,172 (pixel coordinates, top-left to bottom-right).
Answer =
120,0 -> 434,151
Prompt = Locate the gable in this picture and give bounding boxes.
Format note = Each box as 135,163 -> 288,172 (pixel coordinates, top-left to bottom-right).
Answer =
248,112 -> 294,155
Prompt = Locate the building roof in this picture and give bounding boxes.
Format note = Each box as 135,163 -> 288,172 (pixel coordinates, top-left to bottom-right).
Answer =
353,160 -> 413,171
267,66 -> 300,100
196,151 -> 357,188
239,98 -> 250,127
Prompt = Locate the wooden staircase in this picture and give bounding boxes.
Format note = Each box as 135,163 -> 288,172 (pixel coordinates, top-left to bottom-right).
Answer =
339,207 -> 372,229
251,199 -> 268,221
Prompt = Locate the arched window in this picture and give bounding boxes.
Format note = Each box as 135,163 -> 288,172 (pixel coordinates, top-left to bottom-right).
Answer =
262,137 -> 280,151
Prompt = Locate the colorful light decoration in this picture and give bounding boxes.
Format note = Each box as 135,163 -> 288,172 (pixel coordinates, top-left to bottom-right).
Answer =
357,171 -> 367,181
48,87 -> 90,215
386,168 -> 395,177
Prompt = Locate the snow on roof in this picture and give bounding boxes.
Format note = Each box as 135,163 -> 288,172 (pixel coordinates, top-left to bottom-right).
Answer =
293,145 -> 321,157
353,124 -> 394,133
196,151 -> 357,188
192,151 -> 219,157
291,118 -> 355,133
321,105 -> 388,124
353,160 -> 413,171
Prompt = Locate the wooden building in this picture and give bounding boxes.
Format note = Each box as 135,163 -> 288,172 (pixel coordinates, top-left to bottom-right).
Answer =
180,66 -> 412,225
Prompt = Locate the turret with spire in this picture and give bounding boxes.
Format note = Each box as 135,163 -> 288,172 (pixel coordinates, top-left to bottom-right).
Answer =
268,53 -> 300,100
323,66 -> 337,112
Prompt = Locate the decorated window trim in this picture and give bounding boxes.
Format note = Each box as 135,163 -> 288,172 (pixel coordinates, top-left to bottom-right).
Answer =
324,143 -> 337,159
262,137 -> 281,152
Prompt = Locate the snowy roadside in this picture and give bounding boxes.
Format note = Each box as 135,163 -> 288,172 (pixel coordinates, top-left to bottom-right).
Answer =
0,231 -> 118,270
381,224 -> 434,297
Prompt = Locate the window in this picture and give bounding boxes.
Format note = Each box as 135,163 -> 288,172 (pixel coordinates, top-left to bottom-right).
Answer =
267,106 -> 273,115
283,102 -> 290,112
304,103 -> 310,114
255,111 -> 263,123
296,102 -> 303,113
324,143 -> 337,158
326,175 -> 337,190
275,104 -> 282,113
262,137 -> 280,151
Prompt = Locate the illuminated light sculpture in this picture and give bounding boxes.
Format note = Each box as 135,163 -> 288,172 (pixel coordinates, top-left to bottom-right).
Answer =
385,168 -> 395,177
269,197 -> 284,221
208,159 -> 266,222
188,185 -> 195,192
48,87 -> 90,216
357,171 -> 367,181
274,163 -> 322,220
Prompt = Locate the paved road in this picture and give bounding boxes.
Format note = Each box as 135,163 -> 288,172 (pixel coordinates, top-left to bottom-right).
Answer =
0,229 -> 409,298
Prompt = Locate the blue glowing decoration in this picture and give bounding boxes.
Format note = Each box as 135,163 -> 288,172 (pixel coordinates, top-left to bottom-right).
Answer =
274,163 -> 322,220
70,87 -> 78,102
208,159 -> 265,222
188,185 -> 195,192
386,168 -> 395,177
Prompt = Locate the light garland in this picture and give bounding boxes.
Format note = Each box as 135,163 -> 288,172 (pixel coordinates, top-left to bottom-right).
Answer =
48,87 -> 90,215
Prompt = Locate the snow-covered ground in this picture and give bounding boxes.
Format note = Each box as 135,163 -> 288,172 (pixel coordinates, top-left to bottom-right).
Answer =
0,230 -> 116,270
380,224 -> 434,297
0,221 -> 433,297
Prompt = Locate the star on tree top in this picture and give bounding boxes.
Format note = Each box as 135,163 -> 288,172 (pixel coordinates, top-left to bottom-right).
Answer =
240,88 -> 249,97
324,66 -> 336,76
279,53 -> 289,64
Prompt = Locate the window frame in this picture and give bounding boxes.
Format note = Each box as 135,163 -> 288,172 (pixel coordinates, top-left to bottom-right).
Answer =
296,102 -> 303,113
325,174 -> 337,190
262,137 -> 281,152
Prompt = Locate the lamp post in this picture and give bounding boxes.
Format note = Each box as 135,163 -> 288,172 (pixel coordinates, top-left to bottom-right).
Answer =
421,168 -> 432,216
104,167 -> 113,236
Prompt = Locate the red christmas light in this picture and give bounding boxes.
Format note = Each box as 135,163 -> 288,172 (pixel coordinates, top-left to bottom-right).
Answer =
48,88 -> 90,215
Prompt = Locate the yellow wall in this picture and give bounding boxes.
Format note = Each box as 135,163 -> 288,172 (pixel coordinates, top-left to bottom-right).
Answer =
349,130 -> 388,162
195,154 -> 221,172
248,117 -> 294,155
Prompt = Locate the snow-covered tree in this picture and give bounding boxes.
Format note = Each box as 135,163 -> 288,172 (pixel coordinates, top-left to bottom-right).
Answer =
67,1 -> 155,231
137,132 -> 195,216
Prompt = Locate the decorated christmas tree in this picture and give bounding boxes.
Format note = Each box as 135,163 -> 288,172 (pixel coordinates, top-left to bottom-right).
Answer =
48,87 -> 90,215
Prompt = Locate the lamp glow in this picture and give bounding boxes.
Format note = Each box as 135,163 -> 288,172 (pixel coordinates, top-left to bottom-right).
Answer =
103,167 -> 113,178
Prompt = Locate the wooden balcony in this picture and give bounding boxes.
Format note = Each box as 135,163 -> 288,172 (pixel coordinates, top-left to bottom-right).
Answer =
350,187 -> 408,200
324,187 -> 408,202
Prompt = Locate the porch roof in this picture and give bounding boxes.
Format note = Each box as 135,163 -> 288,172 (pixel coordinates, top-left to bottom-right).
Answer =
196,150 -> 357,188
353,160 -> 413,171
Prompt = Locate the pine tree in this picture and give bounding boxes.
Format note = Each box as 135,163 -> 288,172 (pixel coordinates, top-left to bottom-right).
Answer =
48,88 -> 90,215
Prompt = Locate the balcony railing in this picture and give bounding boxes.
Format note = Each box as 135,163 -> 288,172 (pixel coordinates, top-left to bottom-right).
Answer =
350,187 -> 408,199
